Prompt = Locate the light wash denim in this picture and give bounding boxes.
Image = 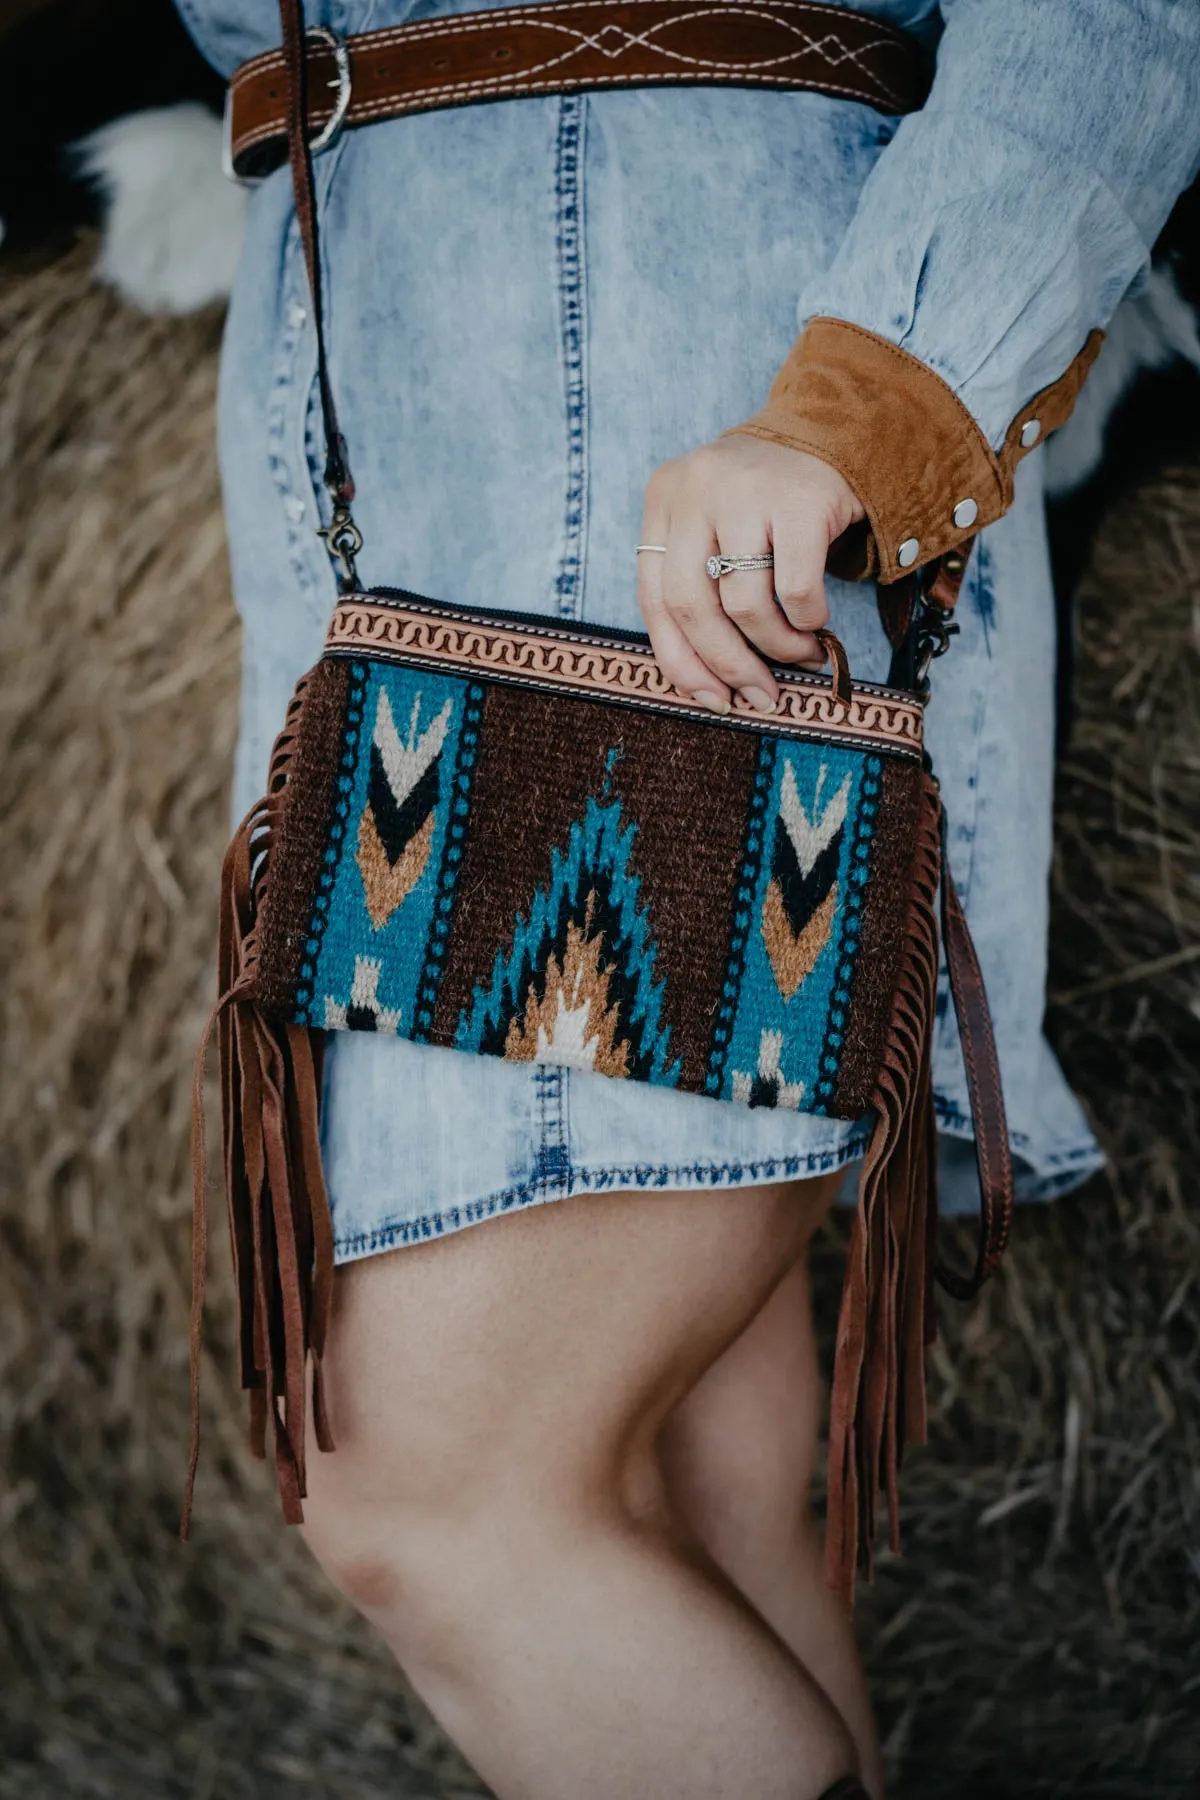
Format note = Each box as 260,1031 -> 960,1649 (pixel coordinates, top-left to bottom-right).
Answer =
173,0 -> 1199,1260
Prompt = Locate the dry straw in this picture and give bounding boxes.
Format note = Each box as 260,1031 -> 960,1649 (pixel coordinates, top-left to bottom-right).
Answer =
0,237 -> 1197,1797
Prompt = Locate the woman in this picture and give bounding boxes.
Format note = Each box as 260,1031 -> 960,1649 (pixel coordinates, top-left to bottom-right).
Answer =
180,0 -> 1200,1792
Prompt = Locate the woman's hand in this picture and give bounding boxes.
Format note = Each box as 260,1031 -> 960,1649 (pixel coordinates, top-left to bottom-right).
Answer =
636,434 -> 864,713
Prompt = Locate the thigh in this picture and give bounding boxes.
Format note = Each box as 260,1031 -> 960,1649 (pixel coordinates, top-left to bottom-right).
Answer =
303,1173 -> 842,1528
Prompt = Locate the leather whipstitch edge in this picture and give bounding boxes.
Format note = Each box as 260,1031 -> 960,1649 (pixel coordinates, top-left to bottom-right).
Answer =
324,599 -> 925,760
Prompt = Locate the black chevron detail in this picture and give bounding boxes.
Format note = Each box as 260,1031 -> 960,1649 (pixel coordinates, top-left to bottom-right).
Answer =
771,817 -> 843,935
367,748 -> 441,866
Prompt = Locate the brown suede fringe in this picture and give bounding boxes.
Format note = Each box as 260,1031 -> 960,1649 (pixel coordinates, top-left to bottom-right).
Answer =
182,680 -> 335,1539
183,704 -> 966,1593
825,768 -> 942,1603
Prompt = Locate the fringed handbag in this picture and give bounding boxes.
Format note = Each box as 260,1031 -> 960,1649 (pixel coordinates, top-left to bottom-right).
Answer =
185,0 -> 1013,1600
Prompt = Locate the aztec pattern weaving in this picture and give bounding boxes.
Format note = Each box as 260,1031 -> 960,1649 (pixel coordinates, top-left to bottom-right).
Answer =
254,598 -> 925,1120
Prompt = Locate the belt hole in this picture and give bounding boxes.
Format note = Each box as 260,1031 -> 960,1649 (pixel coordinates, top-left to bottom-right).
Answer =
493,45 -> 512,60
432,55 -> 451,69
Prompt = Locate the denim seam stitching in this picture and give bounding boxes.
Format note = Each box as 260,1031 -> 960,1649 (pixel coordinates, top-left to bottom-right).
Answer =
552,92 -> 590,621
332,1135 -> 873,1256
972,532 -> 996,655
554,1065 -> 569,1180
951,544 -> 993,922
933,674 -> 988,1070
329,1098 -> 1104,1258
265,215 -> 319,616
532,1064 -> 568,1191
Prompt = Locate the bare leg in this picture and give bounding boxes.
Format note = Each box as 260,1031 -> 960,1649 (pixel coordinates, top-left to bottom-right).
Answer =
660,1244 -> 885,1798
299,1175 -> 861,1800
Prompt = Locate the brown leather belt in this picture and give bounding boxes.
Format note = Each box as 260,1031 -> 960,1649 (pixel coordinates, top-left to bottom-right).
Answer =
228,0 -> 932,180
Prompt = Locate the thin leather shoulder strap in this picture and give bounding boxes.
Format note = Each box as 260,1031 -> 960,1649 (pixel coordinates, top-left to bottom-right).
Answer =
279,0 -> 353,509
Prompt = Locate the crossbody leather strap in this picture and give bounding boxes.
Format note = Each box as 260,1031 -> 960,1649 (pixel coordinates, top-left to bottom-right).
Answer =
280,0 -> 361,574
235,0 -> 931,179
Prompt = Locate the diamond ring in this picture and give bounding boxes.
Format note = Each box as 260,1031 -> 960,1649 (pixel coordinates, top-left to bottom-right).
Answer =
706,553 -> 774,579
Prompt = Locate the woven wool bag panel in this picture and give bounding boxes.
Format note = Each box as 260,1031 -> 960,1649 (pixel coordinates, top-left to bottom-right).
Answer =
252,596 -> 925,1120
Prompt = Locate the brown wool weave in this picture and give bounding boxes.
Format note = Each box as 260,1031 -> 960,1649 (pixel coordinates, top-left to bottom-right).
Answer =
254,657 -> 351,1018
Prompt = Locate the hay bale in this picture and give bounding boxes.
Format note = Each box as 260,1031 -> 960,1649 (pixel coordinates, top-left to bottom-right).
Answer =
850,456 -> 1200,1792
0,239 -> 481,1800
0,237 -> 1196,1797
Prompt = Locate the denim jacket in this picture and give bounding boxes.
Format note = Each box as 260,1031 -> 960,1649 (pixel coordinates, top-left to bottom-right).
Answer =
807,0 -> 1200,449
180,0 -> 1200,576
201,0 -> 1185,1218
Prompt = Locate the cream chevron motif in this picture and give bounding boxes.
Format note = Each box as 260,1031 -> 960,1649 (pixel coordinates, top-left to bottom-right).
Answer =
761,761 -> 851,1000
324,956 -> 401,1033
356,688 -> 453,929
732,1030 -> 805,1110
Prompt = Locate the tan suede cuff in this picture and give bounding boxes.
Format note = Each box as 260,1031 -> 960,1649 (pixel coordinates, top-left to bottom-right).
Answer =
726,317 -> 1104,585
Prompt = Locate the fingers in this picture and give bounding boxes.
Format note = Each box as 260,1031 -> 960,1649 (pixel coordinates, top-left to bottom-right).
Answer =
662,519 -> 782,711
639,466 -> 767,711
636,442 -> 841,713
638,537 -> 732,713
638,471 -> 733,711
771,505 -> 831,644
711,517 -> 826,672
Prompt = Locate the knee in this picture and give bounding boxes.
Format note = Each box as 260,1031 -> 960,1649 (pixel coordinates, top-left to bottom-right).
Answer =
299,1429 -> 661,1685
299,1417 -> 510,1601
301,1484 -> 505,1691
304,1515 -> 416,1622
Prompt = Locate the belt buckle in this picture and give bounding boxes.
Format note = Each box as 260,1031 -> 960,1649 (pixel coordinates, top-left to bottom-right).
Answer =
221,25 -> 352,185
221,85 -> 251,186
305,25 -> 353,156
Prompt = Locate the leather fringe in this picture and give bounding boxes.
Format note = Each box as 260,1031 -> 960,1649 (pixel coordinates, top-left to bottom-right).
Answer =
182,681 -> 335,1539
825,768 -> 942,1603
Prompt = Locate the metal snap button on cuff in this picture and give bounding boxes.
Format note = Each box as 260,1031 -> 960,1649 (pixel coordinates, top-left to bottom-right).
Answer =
897,537 -> 920,568
1020,418 -> 1041,448
952,498 -> 978,529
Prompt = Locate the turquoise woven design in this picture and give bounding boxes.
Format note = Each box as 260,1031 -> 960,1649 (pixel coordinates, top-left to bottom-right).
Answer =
715,743 -> 877,1111
302,662 -> 477,1037
294,656 -> 891,1114
456,785 -> 680,1087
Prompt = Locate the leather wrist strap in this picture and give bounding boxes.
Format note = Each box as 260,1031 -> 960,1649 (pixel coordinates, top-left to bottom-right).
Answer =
937,810 -> 1014,1299
233,0 -> 932,179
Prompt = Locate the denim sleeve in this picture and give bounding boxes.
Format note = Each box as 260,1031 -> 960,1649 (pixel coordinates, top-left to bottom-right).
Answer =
798,0 -> 1200,449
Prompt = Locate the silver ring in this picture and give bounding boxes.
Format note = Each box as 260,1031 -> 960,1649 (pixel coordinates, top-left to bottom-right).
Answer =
706,553 -> 774,579
307,26 -> 353,155
635,544 -> 668,554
